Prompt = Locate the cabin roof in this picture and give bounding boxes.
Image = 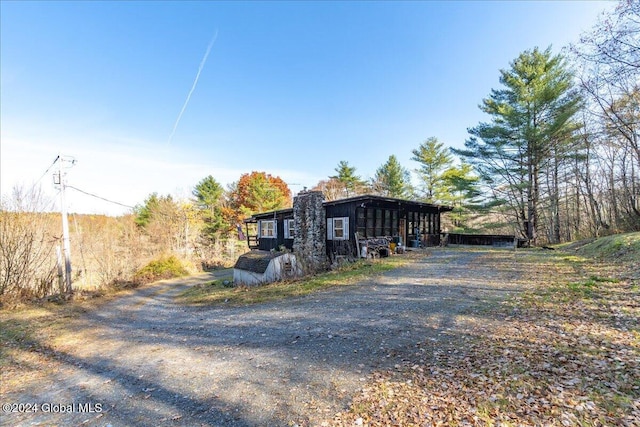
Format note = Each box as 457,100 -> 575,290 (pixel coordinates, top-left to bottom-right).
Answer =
233,250 -> 284,274
247,208 -> 294,222
244,194 -> 452,223
322,194 -> 453,211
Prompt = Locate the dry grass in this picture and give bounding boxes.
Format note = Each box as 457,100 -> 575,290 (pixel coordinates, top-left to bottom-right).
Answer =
0,300 -> 91,391
0,285 -> 141,392
177,254 -> 412,306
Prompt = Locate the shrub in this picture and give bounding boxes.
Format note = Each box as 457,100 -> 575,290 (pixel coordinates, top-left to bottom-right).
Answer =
0,188 -> 59,303
132,255 -> 189,285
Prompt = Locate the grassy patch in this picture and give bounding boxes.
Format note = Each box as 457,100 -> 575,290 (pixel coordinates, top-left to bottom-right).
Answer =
132,255 -> 190,285
559,254 -> 588,264
566,279 -> 598,297
574,232 -> 640,264
0,289 -> 128,374
178,256 -> 409,306
555,232 -> 640,260
0,317 -> 35,368
565,275 -> 617,297
0,303 -> 77,386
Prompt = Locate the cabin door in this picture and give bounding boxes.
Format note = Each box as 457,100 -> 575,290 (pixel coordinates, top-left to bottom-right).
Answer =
399,218 -> 407,247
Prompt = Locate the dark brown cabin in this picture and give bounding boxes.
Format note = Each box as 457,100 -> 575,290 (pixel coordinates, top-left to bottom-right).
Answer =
245,195 -> 452,259
244,208 -> 294,251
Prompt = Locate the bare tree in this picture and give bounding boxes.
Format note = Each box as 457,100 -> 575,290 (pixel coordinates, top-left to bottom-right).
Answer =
0,186 -> 59,301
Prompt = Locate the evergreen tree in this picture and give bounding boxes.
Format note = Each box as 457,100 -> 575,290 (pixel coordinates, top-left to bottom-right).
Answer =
372,155 -> 413,199
454,47 -> 582,244
440,163 -> 482,229
411,137 -> 453,203
134,193 -> 191,251
193,175 -> 228,237
134,193 -> 175,228
331,160 -> 367,197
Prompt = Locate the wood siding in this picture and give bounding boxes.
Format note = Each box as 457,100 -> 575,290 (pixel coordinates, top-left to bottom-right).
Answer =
247,210 -> 294,251
325,197 -> 446,255
247,195 -> 452,258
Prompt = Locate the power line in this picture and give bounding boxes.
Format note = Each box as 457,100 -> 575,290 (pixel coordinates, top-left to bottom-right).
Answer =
28,155 -> 60,194
46,189 -> 62,212
67,186 -> 178,221
66,185 -> 136,210
66,184 -> 202,223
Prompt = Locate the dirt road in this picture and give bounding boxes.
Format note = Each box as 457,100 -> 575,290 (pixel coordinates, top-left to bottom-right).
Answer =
1,248 -> 525,427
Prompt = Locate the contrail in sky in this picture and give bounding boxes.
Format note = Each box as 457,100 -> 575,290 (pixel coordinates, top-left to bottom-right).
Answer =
167,30 -> 218,146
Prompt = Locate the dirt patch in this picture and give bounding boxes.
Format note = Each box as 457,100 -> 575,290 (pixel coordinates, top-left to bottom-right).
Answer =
2,248 -> 532,426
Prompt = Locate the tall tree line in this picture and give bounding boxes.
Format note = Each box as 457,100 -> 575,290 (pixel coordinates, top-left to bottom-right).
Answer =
454,47 -> 583,244
571,0 -> 640,237
451,1 -> 639,243
134,171 -> 292,250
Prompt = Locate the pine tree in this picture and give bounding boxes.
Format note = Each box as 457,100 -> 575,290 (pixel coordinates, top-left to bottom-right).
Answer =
193,175 -> 228,238
454,47 -> 582,244
372,155 -> 413,199
411,137 -> 453,203
331,161 -> 367,197
440,163 -> 482,230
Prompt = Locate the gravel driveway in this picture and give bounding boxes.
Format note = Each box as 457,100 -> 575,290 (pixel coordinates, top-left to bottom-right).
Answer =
2,248 -> 525,427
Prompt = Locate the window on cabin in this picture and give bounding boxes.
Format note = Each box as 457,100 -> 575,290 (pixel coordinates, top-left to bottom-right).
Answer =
284,219 -> 295,239
327,217 -> 349,240
375,209 -> 383,236
259,220 -> 276,238
356,208 -> 366,237
392,210 -> 398,235
366,209 -> 374,237
334,218 -> 345,239
383,210 -> 392,236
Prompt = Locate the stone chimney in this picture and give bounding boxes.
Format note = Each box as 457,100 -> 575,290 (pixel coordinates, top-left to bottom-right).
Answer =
293,190 -> 326,273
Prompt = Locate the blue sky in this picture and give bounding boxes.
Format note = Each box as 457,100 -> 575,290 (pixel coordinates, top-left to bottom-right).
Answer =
1,1 -> 612,215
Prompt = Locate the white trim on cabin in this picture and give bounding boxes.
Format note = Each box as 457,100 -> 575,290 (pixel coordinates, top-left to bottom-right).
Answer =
259,220 -> 277,238
327,217 -> 349,240
284,219 -> 295,239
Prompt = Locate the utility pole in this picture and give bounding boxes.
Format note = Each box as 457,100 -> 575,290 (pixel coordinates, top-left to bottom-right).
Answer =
54,155 -> 76,293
